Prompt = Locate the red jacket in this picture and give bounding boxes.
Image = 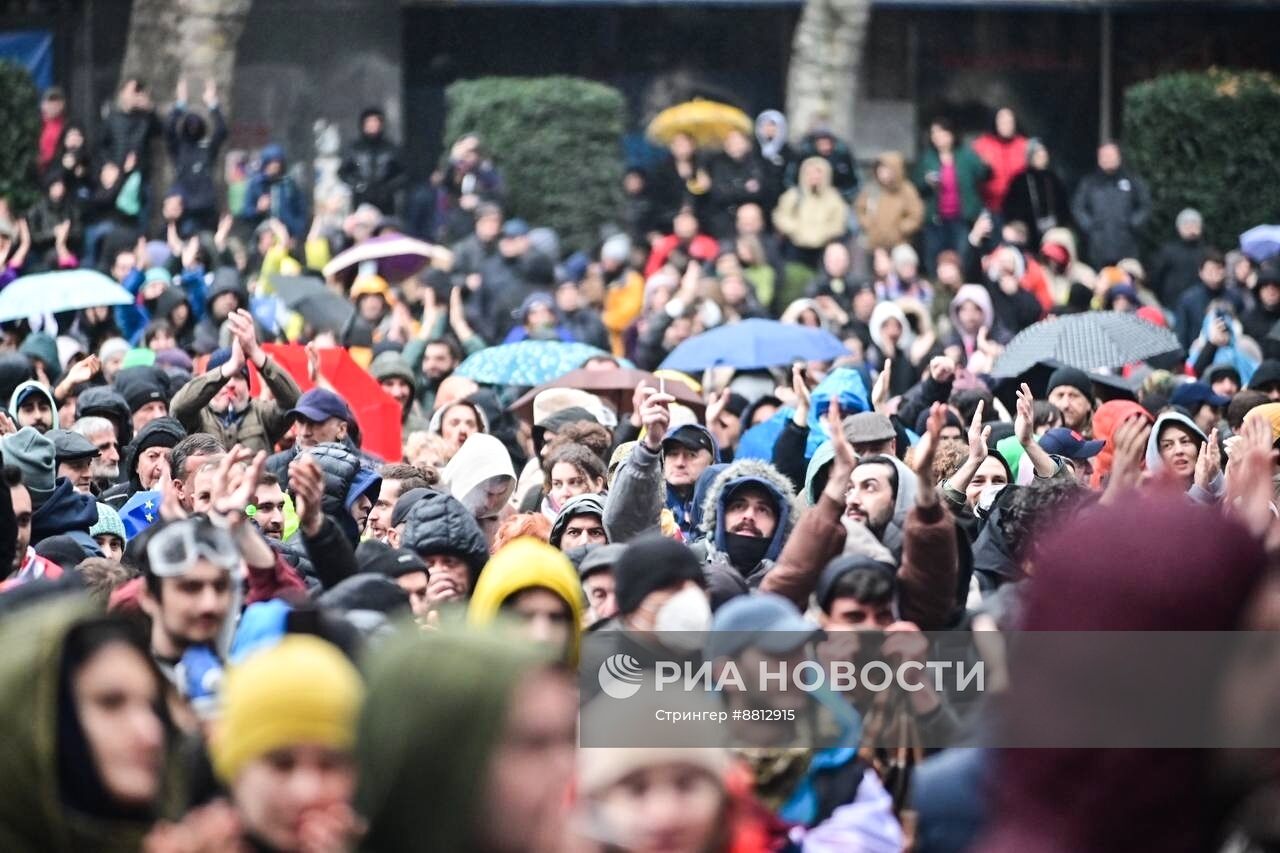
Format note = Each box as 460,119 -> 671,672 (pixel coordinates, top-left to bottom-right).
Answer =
38,116 -> 65,173
972,133 -> 1027,214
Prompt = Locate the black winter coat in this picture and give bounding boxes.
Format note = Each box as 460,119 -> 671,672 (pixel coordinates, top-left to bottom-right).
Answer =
399,489 -> 490,580
166,106 -> 227,214
1149,238 -> 1206,306
338,134 -> 406,215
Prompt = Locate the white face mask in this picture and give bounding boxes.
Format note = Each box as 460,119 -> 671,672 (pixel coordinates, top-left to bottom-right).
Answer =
654,585 -> 713,639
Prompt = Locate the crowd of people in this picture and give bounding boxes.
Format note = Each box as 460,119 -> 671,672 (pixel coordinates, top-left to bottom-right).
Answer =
1,74 -> 1280,852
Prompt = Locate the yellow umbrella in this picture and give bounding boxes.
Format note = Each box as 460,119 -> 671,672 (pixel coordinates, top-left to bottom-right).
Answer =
646,99 -> 752,149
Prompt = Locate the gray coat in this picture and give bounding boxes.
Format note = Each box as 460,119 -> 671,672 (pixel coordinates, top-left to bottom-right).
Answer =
1070,168 -> 1151,267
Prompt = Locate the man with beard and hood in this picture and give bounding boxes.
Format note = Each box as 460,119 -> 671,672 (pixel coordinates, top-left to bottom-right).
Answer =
170,309 -> 300,454
977,493 -> 1267,853
695,458 -> 798,609
239,143 -> 306,239
442,432 -> 516,549
9,379 -> 59,433
165,78 -> 227,233
604,388 -> 721,543
1145,410 -> 1224,503
338,106 -> 405,215
191,267 -> 249,355
1,428 -> 100,560
100,416 -> 188,510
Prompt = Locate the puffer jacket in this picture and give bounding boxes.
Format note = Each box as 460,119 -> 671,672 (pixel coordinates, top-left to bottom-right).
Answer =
696,458 -> 801,609
399,489 -> 491,581
772,157 -> 849,250
854,152 -> 925,250
304,441 -> 381,546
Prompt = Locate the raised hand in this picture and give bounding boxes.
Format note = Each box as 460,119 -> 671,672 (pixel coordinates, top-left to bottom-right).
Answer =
928,355 -> 956,385
214,212 -> 233,251
913,402 -> 947,505
226,309 -> 262,367
202,78 -> 218,108
871,359 -> 892,414
1100,414 -> 1152,504
289,455 -> 326,537
1225,414 -> 1277,538
175,77 -> 189,105
967,399 -> 990,462
822,399 -> 857,504
64,355 -> 101,387
1014,382 -> 1035,447
1194,427 -> 1222,493
638,387 -> 674,451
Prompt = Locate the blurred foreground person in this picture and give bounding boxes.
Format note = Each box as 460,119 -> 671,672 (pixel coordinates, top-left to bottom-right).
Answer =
356,628 -> 576,852
0,599 -> 175,851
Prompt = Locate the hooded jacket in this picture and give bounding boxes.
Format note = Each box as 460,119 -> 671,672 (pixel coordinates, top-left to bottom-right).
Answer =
190,268 -> 249,355
356,628 -> 555,852
443,433 -> 515,520
399,489 -> 491,580
306,441 -> 382,546
0,598 -> 179,852
8,380 -> 60,430
1144,411 -> 1224,503
944,283 -> 996,366
1089,400 -> 1153,490
240,145 -> 306,238
854,152 -> 925,250
169,348 -> 301,454
549,493 -> 607,549
337,127 -> 405,215
31,479 -> 99,553
772,157 -> 849,250
467,538 -> 585,664
696,459 -> 799,608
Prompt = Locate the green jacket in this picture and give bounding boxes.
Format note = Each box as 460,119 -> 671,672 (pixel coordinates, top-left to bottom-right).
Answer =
356,625 -> 550,852
169,354 -> 302,453
914,145 -> 989,224
0,598 -> 178,852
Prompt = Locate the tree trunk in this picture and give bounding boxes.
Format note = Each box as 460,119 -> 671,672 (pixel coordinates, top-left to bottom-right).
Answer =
785,0 -> 872,143
120,0 -> 253,227
121,0 -> 253,113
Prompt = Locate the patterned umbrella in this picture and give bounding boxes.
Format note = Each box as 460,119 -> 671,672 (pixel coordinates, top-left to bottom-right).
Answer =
454,340 -> 617,387
992,312 -> 1181,378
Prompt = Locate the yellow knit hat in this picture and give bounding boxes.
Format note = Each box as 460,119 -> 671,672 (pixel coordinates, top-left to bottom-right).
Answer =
467,537 -> 585,665
210,635 -> 364,783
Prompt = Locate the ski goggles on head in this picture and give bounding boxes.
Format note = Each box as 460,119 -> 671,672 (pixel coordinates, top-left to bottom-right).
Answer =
146,518 -> 242,578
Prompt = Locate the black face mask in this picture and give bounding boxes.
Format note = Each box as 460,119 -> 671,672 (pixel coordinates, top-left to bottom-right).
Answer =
725,532 -> 770,569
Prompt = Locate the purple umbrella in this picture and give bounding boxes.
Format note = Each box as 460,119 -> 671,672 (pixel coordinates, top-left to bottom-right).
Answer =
322,234 -> 441,283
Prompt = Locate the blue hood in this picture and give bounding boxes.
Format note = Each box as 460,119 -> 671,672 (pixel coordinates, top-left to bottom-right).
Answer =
31,478 -> 100,544
697,459 -> 799,563
806,368 -> 869,457
260,143 -> 286,167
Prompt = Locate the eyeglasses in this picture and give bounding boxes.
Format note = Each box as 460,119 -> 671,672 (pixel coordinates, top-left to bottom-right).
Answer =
146,518 -> 241,578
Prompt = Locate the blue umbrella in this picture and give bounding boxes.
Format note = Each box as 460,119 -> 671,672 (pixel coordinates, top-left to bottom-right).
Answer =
0,269 -> 132,323
454,340 -> 618,387
1241,224 -> 1280,262
659,318 -> 848,372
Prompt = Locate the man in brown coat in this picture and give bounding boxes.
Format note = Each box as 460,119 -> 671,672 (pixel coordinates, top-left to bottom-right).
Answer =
170,309 -> 301,455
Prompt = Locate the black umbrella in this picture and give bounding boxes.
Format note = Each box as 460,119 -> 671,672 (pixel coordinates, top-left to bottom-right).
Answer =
273,275 -> 354,335
992,312 -> 1180,378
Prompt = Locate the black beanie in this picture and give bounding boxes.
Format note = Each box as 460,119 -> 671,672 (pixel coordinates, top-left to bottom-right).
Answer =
1045,366 -> 1093,402
613,535 -> 705,615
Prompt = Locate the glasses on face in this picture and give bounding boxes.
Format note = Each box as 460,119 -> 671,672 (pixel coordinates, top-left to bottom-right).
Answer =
146,518 -> 241,578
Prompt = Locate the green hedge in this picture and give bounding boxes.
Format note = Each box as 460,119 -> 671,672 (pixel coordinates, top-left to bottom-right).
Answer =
1125,70 -> 1280,250
0,61 -> 39,213
445,76 -> 625,255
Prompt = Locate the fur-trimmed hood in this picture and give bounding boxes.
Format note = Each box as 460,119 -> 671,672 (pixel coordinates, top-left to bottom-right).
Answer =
698,458 -> 800,563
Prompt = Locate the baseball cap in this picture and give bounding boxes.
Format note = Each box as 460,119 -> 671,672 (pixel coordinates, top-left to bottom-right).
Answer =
502,218 -> 530,238
286,389 -> 354,425
706,593 -> 822,659
1037,428 -> 1105,460
1171,381 -> 1231,410
661,425 -> 716,457
843,412 -> 896,445
49,428 -> 101,463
